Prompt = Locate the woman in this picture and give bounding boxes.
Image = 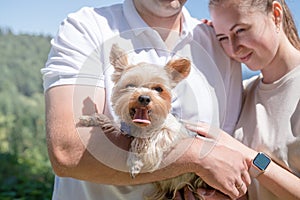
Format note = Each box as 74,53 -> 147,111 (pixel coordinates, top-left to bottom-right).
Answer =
186,0 -> 300,199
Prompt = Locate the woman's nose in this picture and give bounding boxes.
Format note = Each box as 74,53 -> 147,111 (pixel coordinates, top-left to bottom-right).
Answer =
229,38 -> 243,56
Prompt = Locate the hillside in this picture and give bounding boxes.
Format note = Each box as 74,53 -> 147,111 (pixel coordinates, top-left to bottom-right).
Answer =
0,28 -> 54,199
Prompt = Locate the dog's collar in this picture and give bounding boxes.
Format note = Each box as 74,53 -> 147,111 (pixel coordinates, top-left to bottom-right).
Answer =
120,121 -> 132,136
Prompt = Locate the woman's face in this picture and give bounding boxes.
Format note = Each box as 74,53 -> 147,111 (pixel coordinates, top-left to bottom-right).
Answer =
210,3 -> 279,71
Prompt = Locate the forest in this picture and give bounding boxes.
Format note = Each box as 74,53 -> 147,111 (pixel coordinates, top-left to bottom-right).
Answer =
0,28 -> 54,199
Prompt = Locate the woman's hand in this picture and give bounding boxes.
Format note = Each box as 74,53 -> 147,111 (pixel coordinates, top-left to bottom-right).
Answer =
182,120 -> 257,160
181,120 -> 258,199
200,19 -> 213,27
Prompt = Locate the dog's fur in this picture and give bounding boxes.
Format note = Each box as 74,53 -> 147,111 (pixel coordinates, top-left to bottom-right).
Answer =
79,44 -> 205,199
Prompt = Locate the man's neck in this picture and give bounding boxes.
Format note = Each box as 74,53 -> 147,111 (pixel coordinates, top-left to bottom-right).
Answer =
152,14 -> 182,41
134,5 -> 183,41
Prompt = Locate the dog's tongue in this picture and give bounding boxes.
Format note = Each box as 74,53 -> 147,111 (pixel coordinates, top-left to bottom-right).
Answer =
132,108 -> 151,125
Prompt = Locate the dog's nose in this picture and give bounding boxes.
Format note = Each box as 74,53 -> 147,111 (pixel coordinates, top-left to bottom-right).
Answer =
138,95 -> 151,106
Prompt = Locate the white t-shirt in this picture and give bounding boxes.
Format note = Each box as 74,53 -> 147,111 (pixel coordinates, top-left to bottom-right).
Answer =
41,0 -> 242,199
234,67 -> 300,200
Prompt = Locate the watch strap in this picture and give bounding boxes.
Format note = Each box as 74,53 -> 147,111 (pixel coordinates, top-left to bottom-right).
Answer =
249,164 -> 263,178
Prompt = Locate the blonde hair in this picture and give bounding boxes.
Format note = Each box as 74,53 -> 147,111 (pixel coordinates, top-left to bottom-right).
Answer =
209,0 -> 300,50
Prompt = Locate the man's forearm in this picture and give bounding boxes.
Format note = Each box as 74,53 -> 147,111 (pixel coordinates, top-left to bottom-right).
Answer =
45,85 -> 195,185
48,128 -> 196,185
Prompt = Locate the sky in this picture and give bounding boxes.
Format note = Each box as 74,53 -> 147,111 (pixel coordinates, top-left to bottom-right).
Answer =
1,0 -> 299,36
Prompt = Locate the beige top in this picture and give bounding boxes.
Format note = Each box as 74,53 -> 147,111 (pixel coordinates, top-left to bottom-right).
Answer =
234,66 -> 300,200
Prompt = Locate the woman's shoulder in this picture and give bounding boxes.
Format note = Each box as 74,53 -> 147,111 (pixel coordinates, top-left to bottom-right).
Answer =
242,74 -> 261,90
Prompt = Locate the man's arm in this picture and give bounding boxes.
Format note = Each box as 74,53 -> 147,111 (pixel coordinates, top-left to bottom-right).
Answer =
45,84 -> 190,184
46,84 -> 140,184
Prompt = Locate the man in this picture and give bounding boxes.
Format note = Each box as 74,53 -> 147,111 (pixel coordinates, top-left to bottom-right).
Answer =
42,0 -> 249,199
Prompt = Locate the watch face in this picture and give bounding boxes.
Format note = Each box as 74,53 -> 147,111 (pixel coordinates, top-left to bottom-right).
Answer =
253,153 -> 271,170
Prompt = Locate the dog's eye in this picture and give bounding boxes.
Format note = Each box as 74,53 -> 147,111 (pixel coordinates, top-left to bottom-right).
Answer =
126,84 -> 135,88
153,87 -> 163,93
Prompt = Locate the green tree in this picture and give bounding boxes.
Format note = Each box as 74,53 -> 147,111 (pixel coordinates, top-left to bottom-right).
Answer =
0,28 -> 54,199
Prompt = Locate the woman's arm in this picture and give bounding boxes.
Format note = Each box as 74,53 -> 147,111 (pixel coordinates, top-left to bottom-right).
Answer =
219,129 -> 300,200
256,160 -> 300,200
186,123 -> 300,200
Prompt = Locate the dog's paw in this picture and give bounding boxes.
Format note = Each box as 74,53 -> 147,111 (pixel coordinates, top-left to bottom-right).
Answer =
78,113 -> 108,126
128,157 -> 144,178
129,165 -> 142,179
79,113 -> 122,135
79,115 -> 100,126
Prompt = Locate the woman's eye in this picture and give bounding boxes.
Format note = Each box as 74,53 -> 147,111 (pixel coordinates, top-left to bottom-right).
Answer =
218,37 -> 228,42
236,28 -> 245,34
153,87 -> 163,93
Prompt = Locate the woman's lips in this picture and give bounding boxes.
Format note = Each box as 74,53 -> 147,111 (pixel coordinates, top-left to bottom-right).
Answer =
240,52 -> 253,62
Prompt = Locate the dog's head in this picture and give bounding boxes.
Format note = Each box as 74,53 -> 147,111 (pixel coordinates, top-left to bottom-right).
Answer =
109,44 -> 191,131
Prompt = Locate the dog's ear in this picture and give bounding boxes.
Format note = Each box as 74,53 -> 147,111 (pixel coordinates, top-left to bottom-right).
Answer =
165,58 -> 191,86
110,44 -> 128,83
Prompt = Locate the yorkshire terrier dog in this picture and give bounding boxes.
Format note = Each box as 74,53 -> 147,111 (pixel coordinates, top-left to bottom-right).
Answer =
79,44 -> 205,199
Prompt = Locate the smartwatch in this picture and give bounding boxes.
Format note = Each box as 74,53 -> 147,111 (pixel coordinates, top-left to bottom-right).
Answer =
249,152 -> 271,178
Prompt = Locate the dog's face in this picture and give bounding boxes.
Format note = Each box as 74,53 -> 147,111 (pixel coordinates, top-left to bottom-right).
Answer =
109,44 -> 191,131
